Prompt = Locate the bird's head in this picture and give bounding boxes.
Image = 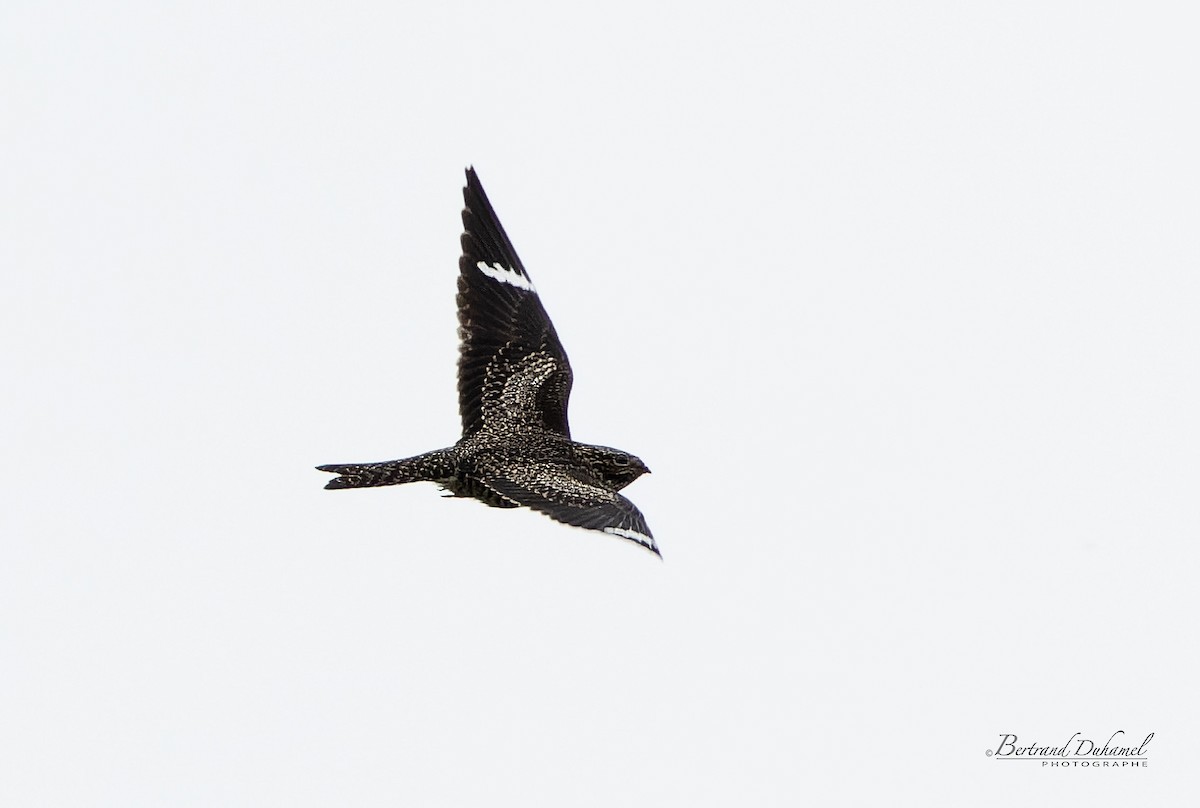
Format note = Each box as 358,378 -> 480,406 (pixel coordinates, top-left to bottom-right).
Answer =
575,443 -> 651,491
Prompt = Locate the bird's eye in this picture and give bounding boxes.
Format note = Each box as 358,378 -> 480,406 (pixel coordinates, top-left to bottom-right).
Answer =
614,454 -> 629,466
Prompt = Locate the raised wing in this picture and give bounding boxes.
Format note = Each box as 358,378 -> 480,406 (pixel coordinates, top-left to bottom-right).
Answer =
477,458 -> 659,557
457,168 -> 573,438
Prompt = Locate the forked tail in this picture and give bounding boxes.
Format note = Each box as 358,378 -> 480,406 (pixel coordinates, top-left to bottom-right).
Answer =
316,450 -> 455,490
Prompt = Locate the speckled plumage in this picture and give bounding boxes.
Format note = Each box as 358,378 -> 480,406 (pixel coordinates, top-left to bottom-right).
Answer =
317,168 -> 657,556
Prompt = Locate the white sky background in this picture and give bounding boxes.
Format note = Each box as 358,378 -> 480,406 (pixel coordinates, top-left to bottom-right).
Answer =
2,1 -> 1196,804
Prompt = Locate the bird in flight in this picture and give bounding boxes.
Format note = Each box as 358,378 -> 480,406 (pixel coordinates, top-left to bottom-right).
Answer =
318,168 -> 658,556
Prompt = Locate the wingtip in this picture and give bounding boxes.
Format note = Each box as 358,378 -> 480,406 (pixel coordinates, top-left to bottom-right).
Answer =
602,526 -> 660,559
639,539 -> 663,560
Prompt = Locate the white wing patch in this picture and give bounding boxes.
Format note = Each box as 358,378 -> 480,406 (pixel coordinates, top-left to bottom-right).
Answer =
477,261 -> 536,292
604,526 -> 658,553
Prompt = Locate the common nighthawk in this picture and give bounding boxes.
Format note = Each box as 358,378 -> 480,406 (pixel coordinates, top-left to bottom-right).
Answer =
317,168 -> 657,556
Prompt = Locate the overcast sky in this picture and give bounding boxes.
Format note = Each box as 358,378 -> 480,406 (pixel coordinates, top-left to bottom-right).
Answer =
2,1 -> 1196,805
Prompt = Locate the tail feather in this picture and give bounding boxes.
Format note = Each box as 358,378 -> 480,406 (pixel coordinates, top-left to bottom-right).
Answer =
317,451 -> 455,490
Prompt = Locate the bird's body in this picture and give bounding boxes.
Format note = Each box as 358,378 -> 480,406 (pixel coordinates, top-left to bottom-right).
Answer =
318,168 -> 657,556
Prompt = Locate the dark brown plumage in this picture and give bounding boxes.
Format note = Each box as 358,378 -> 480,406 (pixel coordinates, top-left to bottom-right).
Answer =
318,168 -> 657,556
